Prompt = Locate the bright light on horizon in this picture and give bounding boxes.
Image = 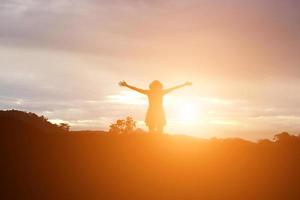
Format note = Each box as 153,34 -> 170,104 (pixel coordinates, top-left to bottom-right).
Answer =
174,100 -> 201,125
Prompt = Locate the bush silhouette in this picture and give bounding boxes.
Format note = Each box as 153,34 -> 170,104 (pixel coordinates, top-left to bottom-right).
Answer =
109,116 -> 136,134
273,131 -> 300,145
58,123 -> 70,131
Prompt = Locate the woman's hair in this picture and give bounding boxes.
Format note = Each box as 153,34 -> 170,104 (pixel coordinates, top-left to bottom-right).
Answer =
149,80 -> 163,90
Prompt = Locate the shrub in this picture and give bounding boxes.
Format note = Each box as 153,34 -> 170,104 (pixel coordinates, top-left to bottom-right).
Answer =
109,116 -> 136,134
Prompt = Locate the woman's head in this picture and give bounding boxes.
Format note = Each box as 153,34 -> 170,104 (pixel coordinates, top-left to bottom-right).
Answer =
149,80 -> 163,90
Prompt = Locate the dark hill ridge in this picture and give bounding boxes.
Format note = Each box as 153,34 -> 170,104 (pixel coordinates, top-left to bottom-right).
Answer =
0,110 -> 67,135
1,110 -> 300,200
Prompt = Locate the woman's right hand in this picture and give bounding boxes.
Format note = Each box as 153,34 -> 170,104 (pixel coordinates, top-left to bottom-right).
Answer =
185,81 -> 192,86
119,80 -> 128,87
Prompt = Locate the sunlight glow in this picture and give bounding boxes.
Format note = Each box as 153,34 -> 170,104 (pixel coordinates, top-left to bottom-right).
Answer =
178,102 -> 199,124
167,97 -> 202,125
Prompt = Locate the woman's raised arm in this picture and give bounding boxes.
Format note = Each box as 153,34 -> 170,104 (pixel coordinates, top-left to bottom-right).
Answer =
119,81 -> 148,95
163,81 -> 192,94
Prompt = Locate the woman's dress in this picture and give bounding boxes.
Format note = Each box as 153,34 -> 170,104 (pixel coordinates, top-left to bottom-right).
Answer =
145,90 -> 166,127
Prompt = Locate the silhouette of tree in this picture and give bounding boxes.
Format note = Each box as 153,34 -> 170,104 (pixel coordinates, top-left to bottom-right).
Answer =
273,132 -> 300,144
59,123 -> 70,132
124,117 -> 136,133
274,132 -> 290,141
109,116 -> 136,134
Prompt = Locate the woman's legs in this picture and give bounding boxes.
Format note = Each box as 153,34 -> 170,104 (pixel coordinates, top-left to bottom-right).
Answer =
148,125 -> 155,133
148,123 -> 164,134
157,125 -> 164,134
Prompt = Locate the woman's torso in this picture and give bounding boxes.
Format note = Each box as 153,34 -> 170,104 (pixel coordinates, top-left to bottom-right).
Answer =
147,90 -> 164,109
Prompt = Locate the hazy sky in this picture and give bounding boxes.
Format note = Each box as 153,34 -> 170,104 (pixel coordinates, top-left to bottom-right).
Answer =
1,0 -> 300,140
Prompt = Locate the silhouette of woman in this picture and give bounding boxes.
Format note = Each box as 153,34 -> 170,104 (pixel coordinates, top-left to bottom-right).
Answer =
119,80 -> 192,134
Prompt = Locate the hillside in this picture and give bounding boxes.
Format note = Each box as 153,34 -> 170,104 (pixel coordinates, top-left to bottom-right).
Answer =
1,110 -> 300,200
0,110 -> 68,135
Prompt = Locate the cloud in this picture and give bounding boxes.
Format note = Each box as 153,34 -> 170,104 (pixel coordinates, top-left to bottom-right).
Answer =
1,0 -> 300,81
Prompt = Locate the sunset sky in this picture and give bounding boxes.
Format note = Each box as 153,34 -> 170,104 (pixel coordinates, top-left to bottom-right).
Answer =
1,0 -> 300,140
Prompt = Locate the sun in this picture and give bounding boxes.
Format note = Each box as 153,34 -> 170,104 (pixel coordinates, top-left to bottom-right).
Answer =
178,102 -> 199,124
165,96 -> 201,125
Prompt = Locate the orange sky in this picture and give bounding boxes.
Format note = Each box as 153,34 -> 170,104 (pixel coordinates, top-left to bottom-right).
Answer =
0,0 -> 300,140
